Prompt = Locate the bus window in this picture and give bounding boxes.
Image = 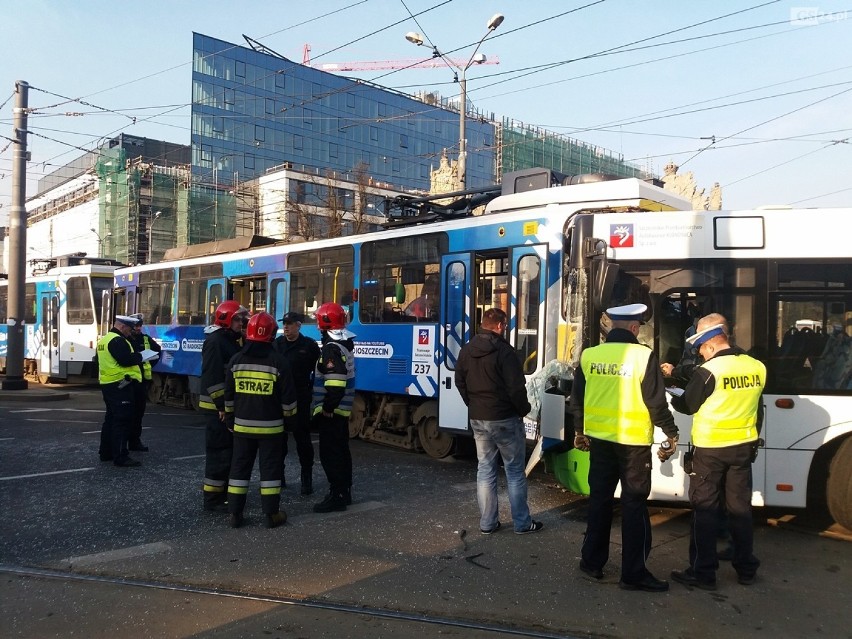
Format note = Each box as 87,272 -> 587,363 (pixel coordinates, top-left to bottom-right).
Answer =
138,269 -> 175,325
289,246 -> 354,321
66,277 -> 94,325
359,234 -> 447,323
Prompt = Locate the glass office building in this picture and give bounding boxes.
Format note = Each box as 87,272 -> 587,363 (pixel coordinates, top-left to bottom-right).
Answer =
190,33 -> 496,193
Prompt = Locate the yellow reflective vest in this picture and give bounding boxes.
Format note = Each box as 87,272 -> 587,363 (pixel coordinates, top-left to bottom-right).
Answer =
692,354 -> 765,448
97,332 -> 142,385
580,342 -> 654,445
141,335 -> 153,381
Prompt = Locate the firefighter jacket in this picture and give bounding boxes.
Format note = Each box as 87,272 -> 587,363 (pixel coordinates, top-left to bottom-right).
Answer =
199,327 -> 242,412
571,328 -> 677,445
273,332 -> 321,404
97,330 -> 143,385
454,328 -> 532,420
224,342 -> 297,437
671,347 -> 765,448
131,332 -> 162,381
312,337 -> 355,417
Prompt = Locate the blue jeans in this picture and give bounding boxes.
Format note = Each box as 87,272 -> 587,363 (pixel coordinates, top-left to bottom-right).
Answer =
470,417 -> 532,532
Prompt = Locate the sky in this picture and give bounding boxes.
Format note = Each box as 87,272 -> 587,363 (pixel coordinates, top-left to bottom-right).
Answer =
2,0 -> 851,225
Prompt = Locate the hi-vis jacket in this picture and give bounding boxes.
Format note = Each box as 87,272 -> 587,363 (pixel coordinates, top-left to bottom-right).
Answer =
97,330 -> 143,385
672,347 -> 765,448
571,328 -> 677,445
132,332 -> 162,381
312,339 -> 355,417
199,327 -> 242,412
224,345 -> 297,437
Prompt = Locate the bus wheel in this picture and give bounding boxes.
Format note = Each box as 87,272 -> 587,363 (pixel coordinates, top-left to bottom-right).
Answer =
827,437 -> 852,531
418,416 -> 454,459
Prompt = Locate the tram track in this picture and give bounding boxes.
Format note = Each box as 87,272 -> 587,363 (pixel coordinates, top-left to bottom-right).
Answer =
1,564 -> 582,639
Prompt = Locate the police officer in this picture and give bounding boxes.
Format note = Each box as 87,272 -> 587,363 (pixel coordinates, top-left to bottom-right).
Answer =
273,311 -> 321,495
97,315 -> 156,467
127,313 -> 162,452
200,300 -> 249,513
224,312 -> 297,529
670,313 -> 765,590
311,302 -> 356,513
570,303 -> 678,592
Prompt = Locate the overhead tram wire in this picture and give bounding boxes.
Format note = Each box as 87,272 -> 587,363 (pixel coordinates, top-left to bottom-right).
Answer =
790,185 -> 852,205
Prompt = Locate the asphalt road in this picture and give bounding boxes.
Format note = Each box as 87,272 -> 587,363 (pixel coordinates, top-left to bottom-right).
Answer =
1,386 -> 850,639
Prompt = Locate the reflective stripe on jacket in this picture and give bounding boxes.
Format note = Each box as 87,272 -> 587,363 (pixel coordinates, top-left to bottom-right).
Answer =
97,332 -> 142,384
580,342 -> 653,445
224,352 -> 297,437
312,341 -> 355,417
692,354 -> 765,447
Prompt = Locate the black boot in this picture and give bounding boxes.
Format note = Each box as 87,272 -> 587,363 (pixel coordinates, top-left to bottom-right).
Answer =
313,491 -> 347,513
301,469 -> 313,496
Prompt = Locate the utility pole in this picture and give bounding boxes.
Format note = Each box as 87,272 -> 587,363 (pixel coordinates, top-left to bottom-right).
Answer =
3,81 -> 29,390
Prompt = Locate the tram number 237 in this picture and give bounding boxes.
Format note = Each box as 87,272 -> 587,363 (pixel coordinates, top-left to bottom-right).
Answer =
412,362 -> 432,376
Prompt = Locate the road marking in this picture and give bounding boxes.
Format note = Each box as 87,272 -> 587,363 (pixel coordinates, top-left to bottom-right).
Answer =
26,419 -> 97,424
81,430 -> 100,434
172,454 -> 206,460
9,408 -> 53,413
0,467 -> 95,482
0,437 -> 14,442
60,542 -> 172,568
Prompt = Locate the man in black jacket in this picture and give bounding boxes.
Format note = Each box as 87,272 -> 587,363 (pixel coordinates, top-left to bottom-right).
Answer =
273,312 -> 321,495
455,307 -> 542,535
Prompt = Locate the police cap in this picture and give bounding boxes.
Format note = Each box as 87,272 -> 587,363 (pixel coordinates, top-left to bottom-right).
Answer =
115,315 -> 139,327
280,311 -> 303,324
605,303 -> 647,323
686,323 -> 726,347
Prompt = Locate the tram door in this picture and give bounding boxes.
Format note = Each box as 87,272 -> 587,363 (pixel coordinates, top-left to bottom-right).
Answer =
207,278 -> 226,324
438,253 -> 472,433
266,272 -> 290,327
39,292 -> 60,378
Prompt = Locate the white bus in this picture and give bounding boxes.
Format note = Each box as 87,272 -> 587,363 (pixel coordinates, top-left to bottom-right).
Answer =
533,202 -> 852,529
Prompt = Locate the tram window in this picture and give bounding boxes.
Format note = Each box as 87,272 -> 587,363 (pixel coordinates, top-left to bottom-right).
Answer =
515,254 -> 541,374
41,297 -> 50,345
231,276 -> 267,314
444,261 -> 467,368
138,269 -> 175,325
359,233 -> 447,323
92,278 -> 112,324
178,266 -> 213,325
269,278 -> 286,320
208,283 -> 223,323
67,277 -> 94,325
0,286 -> 7,322
25,283 -> 36,323
289,247 -> 354,321
474,256 -> 508,330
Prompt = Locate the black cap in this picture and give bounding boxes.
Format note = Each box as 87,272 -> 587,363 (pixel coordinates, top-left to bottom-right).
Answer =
281,311 -> 303,324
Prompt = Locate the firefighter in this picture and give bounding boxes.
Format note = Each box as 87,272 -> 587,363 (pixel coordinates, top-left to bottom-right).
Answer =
200,300 -> 249,513
273,311 -> 321,495
311,302 -> 357,513
224,312 -> 297,528
127,313 -> 162,452
97,315 -> 156,467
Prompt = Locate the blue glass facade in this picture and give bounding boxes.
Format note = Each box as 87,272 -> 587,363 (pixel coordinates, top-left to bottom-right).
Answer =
191,33 -> 496,191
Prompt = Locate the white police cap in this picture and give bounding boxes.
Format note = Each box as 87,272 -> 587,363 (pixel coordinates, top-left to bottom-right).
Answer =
605,303 -> 647,322
115,315 -> 139,327
686,323 -> 726,347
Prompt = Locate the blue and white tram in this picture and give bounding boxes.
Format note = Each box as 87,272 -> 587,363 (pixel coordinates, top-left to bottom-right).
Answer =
0,257 -> 118,382
112,171 -> 688,458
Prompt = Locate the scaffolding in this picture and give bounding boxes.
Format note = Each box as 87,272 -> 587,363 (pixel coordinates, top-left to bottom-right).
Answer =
496,118 -> 650,180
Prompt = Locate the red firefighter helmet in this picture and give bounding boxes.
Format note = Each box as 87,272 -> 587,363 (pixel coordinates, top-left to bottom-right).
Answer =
245,312 -> 278,342
214,300 -> 249,328
315,302 -> 348,331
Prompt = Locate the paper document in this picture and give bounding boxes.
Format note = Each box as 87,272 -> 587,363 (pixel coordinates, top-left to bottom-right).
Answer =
665,387 -> 684,397
139,349 -> 159,362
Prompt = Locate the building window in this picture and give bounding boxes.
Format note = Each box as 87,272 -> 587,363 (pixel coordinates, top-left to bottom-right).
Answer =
370,126 -> 378,142
236,60 -> 246,77
265,98 -> 275,115
255,125 -> 265,142
212,117 -> 224,133
293,134 -> 303,150
346,92 -> 355,109
275,71 -> 286,90
245,154 -> 255,170
304,108 -> 312,126
392,158 -> 400,173
329,143 -> 338,159
224,88 -> 234,105
199,145 -> 213,168
378,102 -> 387,117
400,134 -> 408,148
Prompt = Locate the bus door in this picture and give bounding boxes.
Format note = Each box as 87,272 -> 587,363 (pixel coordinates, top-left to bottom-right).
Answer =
206,278 -> 226,324
510,244 -> 547,439
267,272 -> 290,328
438,253 -> 473,433
39,292 -> 60,378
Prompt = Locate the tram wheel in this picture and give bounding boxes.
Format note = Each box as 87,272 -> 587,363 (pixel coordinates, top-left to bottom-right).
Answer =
148,374 -> 164,403
418,416 -> 454,459
37,373 -> 51,385
827,437 -> 852,531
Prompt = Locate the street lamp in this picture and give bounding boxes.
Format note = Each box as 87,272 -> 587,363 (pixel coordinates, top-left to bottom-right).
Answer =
90,228 -> 112,258
148,210 -> 162,264
406,12 -> 504,191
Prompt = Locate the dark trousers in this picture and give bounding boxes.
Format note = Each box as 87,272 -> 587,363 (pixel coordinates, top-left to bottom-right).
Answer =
203,411 -> 233,507
688,443 -> 760,581
99,382 -> 137,465
581,438 -> 653,583
128,380 -> 148,446
317,412 -> 352,495
283,398 -> 315,475
228,435 -> 284,515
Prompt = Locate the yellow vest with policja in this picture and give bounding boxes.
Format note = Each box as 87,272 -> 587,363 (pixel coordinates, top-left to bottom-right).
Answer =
97,332 -> 143,385
141,334 -> 153,381
580,342 -> 654,445
691,354 -> 765,448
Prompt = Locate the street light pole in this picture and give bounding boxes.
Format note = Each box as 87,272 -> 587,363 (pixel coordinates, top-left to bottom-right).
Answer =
406,13 -> 504,191
90,228 -> 111,258
148,210 -> 161,264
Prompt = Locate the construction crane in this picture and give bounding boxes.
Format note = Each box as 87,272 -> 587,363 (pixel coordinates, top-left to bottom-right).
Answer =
301,44 -> 499,72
